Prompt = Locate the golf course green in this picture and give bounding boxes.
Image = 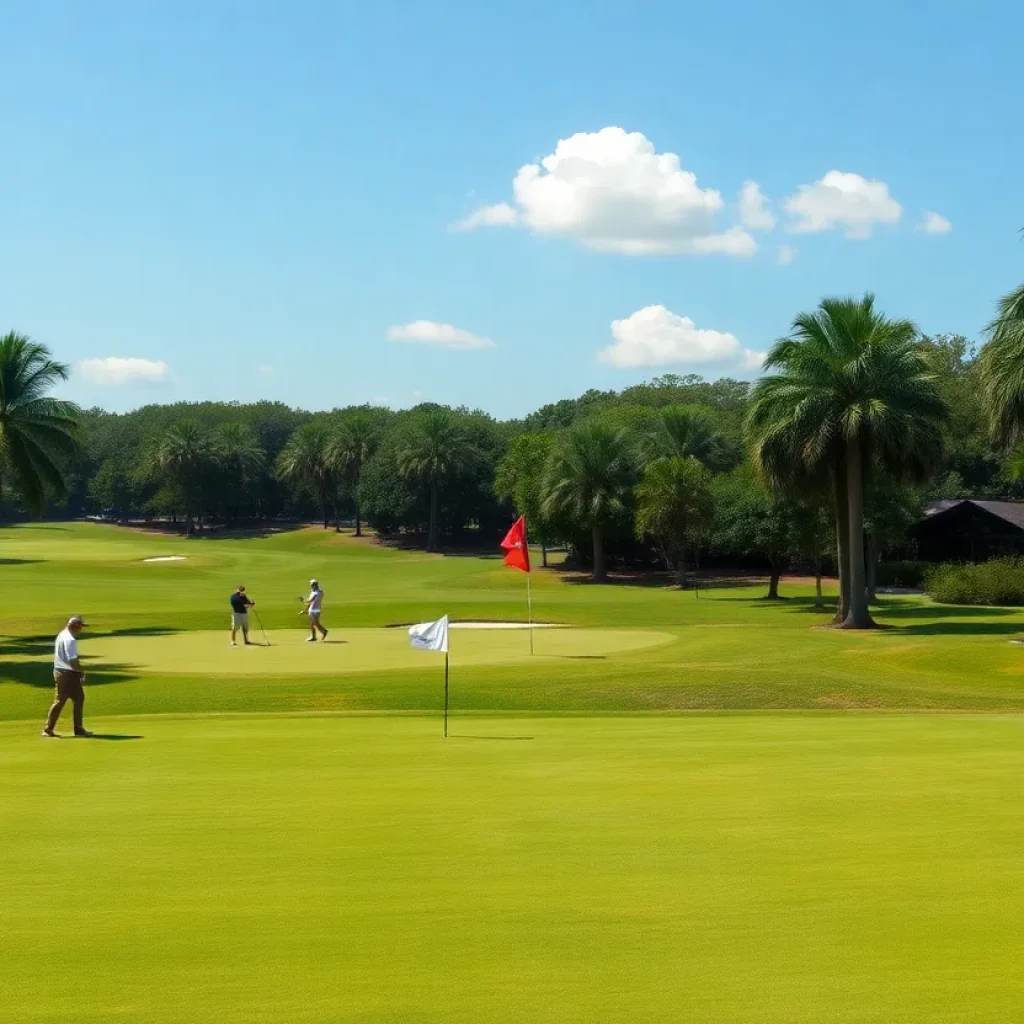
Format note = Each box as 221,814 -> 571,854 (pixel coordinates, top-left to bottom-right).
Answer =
3,523 -> 1024,1022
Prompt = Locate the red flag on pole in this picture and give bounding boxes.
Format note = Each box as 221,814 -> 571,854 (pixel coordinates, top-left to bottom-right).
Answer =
500,516 -> 531,573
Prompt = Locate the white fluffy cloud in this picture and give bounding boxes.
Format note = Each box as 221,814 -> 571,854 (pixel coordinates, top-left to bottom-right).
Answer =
776,244 -> 798,266
77,357 -> 171,386
784,171 -> 902,238
457,127 -> 756,257
738,181 -> 776,230
387,321 -> 496,350
916,210 -> 952,235
598,305 -> 761,370
451,202 -> 518,231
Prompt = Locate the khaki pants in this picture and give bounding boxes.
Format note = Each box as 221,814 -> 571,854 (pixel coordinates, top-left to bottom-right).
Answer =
47,670 -> 85,732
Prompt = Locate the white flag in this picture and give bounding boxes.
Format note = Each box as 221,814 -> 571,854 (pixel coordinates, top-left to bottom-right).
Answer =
409,615 -> 448,653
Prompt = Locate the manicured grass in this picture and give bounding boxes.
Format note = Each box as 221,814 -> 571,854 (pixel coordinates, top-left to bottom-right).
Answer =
3,522 -> 1024,718
2,714 -> 1024,1023
4,523 -> 1024,1022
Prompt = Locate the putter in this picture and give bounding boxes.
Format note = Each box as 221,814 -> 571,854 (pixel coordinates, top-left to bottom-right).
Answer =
253,608 -> 270,647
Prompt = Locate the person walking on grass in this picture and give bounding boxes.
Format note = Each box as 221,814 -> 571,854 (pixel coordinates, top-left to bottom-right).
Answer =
42,616 -> 93,738
230,585 -> 256,646
302,578 -> 329,642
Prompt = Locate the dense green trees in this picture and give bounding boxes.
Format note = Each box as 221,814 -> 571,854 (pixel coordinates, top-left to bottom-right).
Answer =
14,273 -> 1024,590
0,333 -> 81,517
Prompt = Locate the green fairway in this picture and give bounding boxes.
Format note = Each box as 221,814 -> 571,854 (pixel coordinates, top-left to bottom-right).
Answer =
2,714 -> 1024,1023
4,521 -> 1024,718
4,522 -> 1024,1022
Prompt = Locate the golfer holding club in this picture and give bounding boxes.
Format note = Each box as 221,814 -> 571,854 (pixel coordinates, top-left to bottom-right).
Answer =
230,585 -> 255,646
302,579 -> 328,642
42,616 -> 93,738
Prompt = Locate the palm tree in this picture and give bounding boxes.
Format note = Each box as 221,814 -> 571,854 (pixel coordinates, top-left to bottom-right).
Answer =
980,282 -> 1024,444
324,414 -> 378,536
639,405 -> 727,470
276,424 -> 336,529
747,295 -> 946,628
0,332 -> 81,518
634,455 -> 713,587
542,421 -> 635,582
146,421 -> 219,535
396,409 -> 478,552
214,423 -> 265,522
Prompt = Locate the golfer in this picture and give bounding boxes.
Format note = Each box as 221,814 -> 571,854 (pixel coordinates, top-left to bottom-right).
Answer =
303,578 -> 329,642
43,616 -> 92,738
230,585 -> 256,646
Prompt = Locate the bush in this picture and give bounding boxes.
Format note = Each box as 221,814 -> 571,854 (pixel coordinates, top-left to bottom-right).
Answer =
924,558 -> 1024,606
876,561 -> 928,589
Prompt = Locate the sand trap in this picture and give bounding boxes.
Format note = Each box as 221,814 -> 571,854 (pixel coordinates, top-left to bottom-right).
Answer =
143,556 -> 187,563
450,621 -> 562,630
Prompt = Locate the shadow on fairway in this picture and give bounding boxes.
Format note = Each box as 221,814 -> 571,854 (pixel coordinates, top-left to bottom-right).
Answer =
79,734 -> 144,741
556,654 -> 606,660
880,604 -> 1024,636
0,558 -> 43,566
2,661 -> 139,689
453,735 -> 534,741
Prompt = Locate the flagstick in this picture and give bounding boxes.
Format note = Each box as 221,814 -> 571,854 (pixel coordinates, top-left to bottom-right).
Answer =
527,572 -> 534,655
443,650 -> 449,738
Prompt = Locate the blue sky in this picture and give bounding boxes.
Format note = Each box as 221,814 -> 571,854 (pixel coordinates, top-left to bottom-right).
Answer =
2,0 -> 1022,418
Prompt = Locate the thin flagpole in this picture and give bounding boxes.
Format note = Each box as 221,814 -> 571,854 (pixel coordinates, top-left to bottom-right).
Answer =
527,572 -> 534,655
443,651 -> 449,738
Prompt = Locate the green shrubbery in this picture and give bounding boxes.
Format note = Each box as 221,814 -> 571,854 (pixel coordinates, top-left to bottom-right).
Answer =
924,558 -> 1024,606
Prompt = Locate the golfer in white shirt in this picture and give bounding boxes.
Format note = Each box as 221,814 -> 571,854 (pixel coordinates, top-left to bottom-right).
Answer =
302,579 -> 329,642
43,616 -> 93,737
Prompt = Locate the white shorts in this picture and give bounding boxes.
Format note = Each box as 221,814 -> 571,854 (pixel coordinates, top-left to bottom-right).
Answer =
308,610 -> 322,621
232,612 -> 249,628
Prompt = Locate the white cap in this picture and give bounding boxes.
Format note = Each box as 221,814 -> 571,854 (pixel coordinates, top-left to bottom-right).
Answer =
309,579 -> 318,585
68,615 -> 88,627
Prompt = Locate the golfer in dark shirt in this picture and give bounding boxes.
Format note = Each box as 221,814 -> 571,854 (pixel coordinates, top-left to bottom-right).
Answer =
230,586 -> 255,646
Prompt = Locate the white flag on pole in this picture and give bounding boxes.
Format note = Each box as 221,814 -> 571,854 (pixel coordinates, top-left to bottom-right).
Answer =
409,614 -> 449,653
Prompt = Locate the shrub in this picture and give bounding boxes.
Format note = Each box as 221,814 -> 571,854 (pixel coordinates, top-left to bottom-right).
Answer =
924,558 -> 1024,606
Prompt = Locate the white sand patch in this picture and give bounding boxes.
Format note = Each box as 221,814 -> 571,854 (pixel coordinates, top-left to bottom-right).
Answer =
143,555 -> 187,563
450,621 -> 562,630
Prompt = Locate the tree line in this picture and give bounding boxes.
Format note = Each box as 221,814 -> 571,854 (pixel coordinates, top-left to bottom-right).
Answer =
2,275 -> 1024,629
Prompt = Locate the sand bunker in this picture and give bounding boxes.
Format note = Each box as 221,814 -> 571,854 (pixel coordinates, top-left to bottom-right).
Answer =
450,621 -> 562,630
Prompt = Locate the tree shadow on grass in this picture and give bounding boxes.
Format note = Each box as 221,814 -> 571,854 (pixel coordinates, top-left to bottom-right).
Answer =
879,605 -> 1024,636
1,626 -> 183,659
0,558 -> 43,566
1,661 -> 139,689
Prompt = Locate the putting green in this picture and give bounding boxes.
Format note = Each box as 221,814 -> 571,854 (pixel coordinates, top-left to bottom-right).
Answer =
9,626 -> 674,678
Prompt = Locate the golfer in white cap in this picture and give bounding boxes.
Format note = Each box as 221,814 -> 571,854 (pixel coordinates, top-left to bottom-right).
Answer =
43,616 -> 93,737
302,579 -> 329,642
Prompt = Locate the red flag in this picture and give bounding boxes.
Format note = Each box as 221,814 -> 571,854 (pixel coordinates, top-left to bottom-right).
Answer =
501,516 -> 531,573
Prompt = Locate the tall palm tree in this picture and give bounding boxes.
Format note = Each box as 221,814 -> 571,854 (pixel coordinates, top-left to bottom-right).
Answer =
747,295 -> 946,628
542,421 -> 635,582
215,423 -> 265,521
396,409 -> 478,552
276,423 -> 336,529
0,332 -> 81,518
639,405 -> 726,470
146,421 -> 219,535
980,282 -> 1024,444
324,414 -> 378,536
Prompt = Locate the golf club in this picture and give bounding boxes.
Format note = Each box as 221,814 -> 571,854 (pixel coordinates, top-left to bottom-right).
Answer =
253,607 -> 270,646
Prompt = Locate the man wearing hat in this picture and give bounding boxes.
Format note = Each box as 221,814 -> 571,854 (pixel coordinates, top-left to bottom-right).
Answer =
302,578 -> 329,642
43,616 -> 93,738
